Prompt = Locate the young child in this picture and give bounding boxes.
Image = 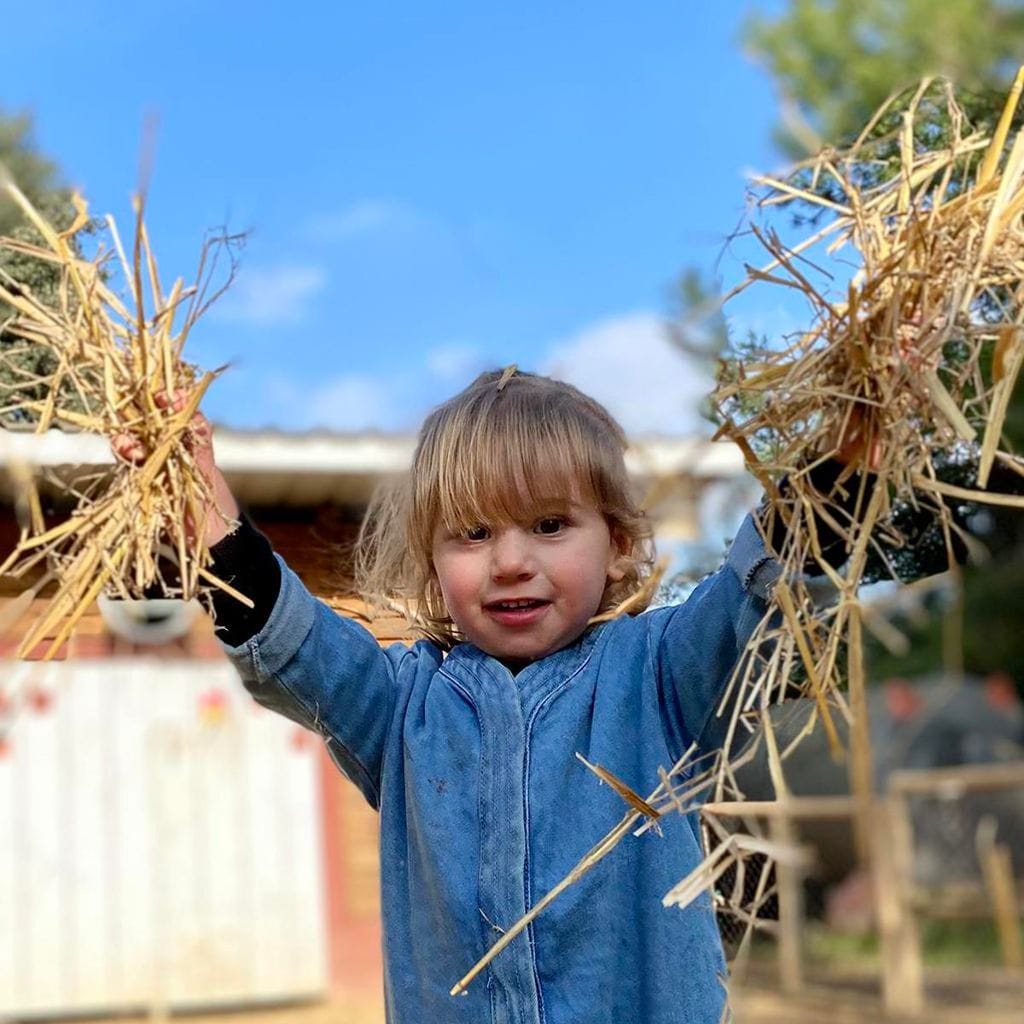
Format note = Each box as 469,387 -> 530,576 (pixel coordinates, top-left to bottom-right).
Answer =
194,369 -> 786,1024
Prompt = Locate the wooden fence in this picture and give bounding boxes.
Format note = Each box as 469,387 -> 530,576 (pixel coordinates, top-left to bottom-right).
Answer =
704,761 -> 1024,1017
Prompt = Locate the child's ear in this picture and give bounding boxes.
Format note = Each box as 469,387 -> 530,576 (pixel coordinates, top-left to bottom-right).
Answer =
606,528 -> 632,583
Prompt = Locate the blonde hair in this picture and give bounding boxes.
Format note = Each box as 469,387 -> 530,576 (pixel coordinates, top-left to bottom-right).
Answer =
355,369 -> 655,647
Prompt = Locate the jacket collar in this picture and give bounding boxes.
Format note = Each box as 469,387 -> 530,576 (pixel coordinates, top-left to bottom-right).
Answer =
443,623 -> 606,707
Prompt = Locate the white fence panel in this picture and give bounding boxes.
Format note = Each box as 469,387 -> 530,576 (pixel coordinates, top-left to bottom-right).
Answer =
0,658 -> 327,1017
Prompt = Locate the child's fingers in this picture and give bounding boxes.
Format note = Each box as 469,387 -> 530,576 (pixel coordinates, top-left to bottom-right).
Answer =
835,405 -> 881,471
111,431 -> 147,464
152,389 -> 214,457
112,388 -> 208,453
154,389 -> 189,414
188,414 -> 217,481
111,401 -> 216,478
111,400 -> 234,547
189,412 -> 213,448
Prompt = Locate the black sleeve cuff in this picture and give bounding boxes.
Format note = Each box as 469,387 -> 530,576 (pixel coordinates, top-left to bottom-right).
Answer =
764,458 -> 878,574
206,513 -> 281,647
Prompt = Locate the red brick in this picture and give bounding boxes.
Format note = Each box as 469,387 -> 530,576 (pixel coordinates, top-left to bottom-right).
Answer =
69,633 -> 116,659
23,638 -> 68,661
188,633 -> 228,661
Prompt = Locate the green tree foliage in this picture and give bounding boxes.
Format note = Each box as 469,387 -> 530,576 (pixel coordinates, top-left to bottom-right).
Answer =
744,0 -> 1024,157
0,108 -> 80,425
742,0 -> 1024,686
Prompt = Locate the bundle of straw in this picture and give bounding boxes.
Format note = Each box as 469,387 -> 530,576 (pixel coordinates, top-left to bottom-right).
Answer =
0,175 -> 250,661
704,67 -> 1024,849
451,71 -> 1024,994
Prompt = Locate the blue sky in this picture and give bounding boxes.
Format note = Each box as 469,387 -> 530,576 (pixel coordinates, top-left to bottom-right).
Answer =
3,2 -> 797,434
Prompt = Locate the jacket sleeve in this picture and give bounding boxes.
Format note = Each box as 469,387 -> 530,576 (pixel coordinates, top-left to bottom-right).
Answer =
221,555 -> 406,809
207,513 -> 282,646
651,513 -> 778,760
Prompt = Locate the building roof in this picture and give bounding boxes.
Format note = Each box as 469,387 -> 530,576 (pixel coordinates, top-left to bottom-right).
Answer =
0,426 -> 745,507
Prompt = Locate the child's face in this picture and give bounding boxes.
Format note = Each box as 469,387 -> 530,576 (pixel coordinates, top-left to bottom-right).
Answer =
431,500 -> 626,666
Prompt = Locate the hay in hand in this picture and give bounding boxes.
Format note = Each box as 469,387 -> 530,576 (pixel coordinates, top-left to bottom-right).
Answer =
694,70 -> 1024,941
452,71 -> 1024,994
0,174 -> 250,661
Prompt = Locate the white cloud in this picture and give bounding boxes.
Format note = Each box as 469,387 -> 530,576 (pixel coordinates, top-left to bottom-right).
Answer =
541,312 -> 714,436
256,345 -> 488,433
307,199 -> 419,241
290,373 -> 406,432
425,342 -> 487,384
236,312 -> 715,436
727,301 -> 807,346
214,264 -> 326,327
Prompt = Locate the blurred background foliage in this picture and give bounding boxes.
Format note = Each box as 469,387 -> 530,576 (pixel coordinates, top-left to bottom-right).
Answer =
743,0 -> 1024,159
0,109 -> 83,426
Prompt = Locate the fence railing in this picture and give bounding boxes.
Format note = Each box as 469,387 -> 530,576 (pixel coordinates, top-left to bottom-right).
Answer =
703,761 -> 1024,1016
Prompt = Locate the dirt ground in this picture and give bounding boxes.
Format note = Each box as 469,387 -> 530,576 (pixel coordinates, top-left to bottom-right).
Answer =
52,997 -> 384,1024
35,967 -> 1024,1024
730,963 -> 1024,1023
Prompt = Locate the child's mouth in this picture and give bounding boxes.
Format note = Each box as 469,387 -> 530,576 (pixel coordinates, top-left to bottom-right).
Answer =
484,598 -> 551,626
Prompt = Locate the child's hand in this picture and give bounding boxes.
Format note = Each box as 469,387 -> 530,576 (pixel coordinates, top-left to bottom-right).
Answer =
834,404 -> 882,472
110,391 -> 241,548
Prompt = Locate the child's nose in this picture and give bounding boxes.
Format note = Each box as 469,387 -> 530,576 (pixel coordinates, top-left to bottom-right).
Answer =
490,529 -> 535,580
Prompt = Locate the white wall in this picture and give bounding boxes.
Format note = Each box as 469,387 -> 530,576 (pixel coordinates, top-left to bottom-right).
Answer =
0,659 -> 327,1016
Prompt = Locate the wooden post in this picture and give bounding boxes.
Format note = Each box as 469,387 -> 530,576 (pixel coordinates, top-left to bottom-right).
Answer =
770,813 -> 804,994
941,568 -> 964,678
846,605 -> 874,867
980,839 -> 1024,971
761,711 -> 804,994
874,794 -> 924,1016
890,761 -> 1024,794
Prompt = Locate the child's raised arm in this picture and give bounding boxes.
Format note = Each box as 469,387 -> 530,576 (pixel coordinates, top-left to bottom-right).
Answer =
113,400 -> 403,807
209,516 -> 409,808
652,454 -> 877,758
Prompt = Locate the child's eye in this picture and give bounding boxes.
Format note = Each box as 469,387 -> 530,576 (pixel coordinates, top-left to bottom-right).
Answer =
464,525 -> 490,541
535,516 -> 567,536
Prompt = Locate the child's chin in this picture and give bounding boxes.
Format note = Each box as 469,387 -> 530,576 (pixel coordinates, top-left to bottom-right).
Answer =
486,643 -> 546,666
486,634 -> 579,666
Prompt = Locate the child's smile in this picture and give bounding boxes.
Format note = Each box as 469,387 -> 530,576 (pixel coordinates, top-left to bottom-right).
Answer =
483,597 -> 552,627
431,502 -> 626,665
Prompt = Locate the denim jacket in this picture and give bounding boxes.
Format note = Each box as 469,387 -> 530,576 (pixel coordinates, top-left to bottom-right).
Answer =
222,514 -> 776,1024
